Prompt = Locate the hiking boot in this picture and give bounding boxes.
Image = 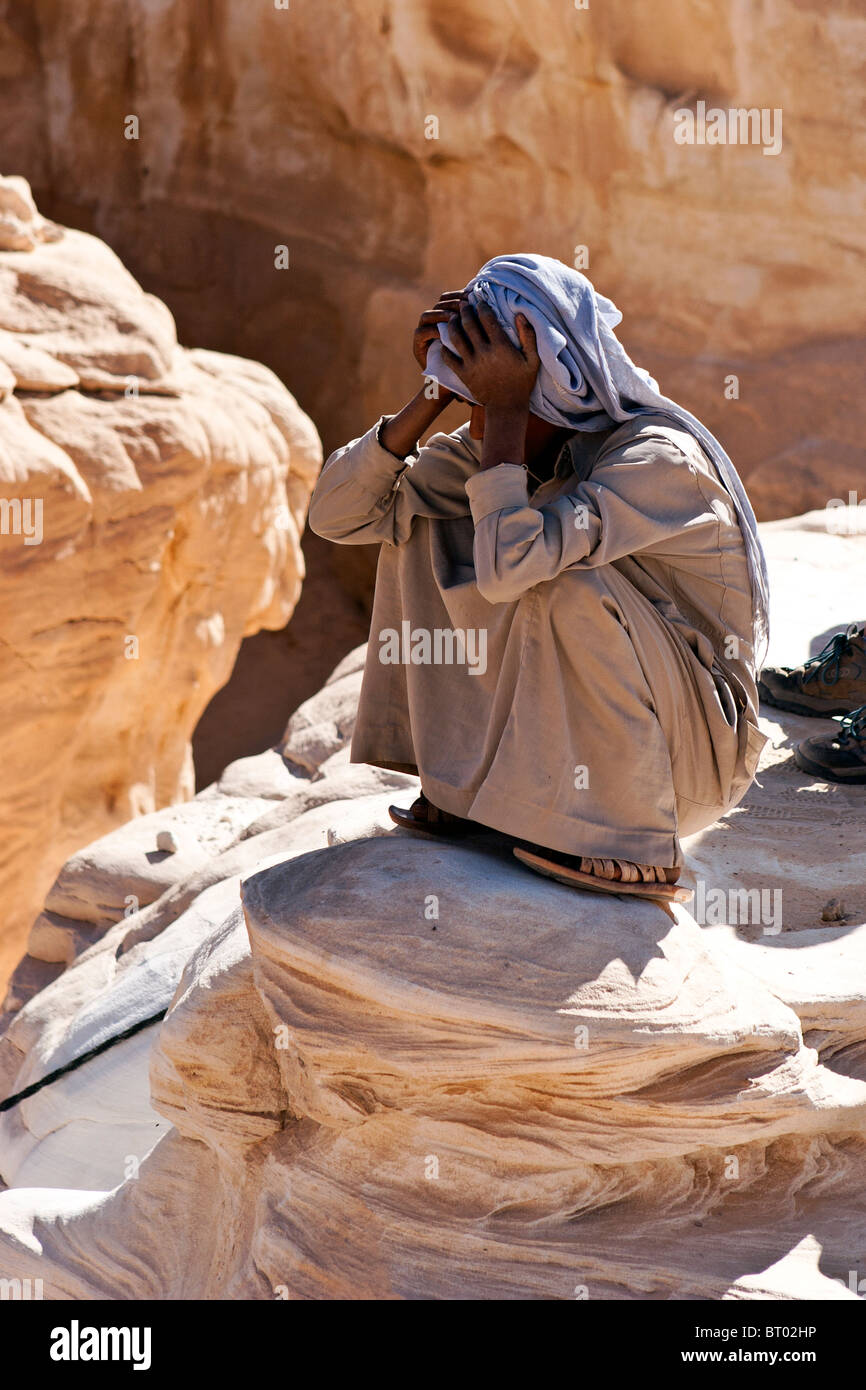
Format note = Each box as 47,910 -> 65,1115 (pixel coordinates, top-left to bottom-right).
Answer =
759,624 -> 866,716
794,704 -> 866,783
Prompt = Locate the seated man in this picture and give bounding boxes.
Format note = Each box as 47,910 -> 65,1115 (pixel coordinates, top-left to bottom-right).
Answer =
309,254 -> 769,902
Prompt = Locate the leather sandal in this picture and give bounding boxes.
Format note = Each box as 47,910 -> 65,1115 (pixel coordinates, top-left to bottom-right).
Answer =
388,793 -> 476,838
513,845 -> 693,904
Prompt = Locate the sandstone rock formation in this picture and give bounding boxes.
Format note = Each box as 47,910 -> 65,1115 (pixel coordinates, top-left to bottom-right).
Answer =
0,175 -> 322,987
0,511 -> 864,1300
0,2 -> 862,517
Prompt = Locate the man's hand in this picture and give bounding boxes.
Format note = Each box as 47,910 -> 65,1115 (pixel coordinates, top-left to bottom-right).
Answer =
439,302 -> 540,409
378,291 -> 471,460
413,290 -> 469,373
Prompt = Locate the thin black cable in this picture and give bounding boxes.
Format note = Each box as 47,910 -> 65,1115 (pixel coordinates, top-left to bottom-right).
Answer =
0,1008 -> 168,1113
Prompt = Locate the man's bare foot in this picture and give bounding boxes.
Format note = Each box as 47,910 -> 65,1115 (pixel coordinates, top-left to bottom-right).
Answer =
513,845 -> 691,903
572,855 -> 680,885
388,792 -> 476,838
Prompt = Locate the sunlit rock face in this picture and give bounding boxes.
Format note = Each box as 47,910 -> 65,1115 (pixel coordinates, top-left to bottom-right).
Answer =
0,175 -> 322,981
0,517 -> 865,1300
0,1 -> 861,515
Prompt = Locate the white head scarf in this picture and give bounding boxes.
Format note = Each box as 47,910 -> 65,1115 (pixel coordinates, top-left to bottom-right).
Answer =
424,253 -> 770,659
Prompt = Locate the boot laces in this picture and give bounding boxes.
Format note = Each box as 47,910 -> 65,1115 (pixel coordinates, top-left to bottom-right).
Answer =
838,703 -> 866,746
802,625 -> 859,686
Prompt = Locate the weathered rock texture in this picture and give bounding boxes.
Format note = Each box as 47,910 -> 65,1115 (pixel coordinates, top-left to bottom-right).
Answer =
0,511 -> 864,1299
0,1 -> 862,514
0,175 -> 322,987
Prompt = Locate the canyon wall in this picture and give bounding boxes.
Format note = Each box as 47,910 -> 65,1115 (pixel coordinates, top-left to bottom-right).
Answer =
0,175 -> 322,982
0,0 -> 862,515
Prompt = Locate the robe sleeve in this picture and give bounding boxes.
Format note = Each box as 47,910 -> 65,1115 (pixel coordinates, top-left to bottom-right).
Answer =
464,435 -> 725,604
308,417 -> 477,546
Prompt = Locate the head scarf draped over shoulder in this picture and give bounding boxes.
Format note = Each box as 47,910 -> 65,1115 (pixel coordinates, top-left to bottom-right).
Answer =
424,252 -> 770,660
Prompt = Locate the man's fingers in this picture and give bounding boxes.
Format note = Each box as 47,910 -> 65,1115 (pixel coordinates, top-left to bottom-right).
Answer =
446,312 -> 473,359
458,303 -> 488,349
439,345 -> 467,378
418,309 -> 453,325
476,301 -> 509,344
516,312 -> 540,364
416,327 -> 442,349
415,322 -> 445,343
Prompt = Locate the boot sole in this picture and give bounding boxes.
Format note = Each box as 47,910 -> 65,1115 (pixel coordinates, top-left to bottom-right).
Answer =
513,847 -> 693,904
792,747 -> 866,784
758,681 -> 859,719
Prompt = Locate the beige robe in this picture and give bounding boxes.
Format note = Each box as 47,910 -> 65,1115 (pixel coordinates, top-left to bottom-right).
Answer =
308,411 -> 767,868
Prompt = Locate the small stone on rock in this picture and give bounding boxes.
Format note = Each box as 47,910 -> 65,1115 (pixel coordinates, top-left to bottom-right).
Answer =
820,897 -> 847,923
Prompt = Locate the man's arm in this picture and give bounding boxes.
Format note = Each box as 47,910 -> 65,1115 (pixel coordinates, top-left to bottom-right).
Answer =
307,393 -> 460,546
379,384 -> 455,460
380,288 -> 474,457
465,434 -> 718,604
309,291 -> 471,544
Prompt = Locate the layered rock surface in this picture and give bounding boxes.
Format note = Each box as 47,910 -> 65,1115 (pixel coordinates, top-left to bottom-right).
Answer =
0,2 -> 862,515
0,175 -> 322,979
0,512 -> 864,1299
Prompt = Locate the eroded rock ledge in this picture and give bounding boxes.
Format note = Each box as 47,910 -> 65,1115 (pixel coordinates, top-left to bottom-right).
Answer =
0,514 -> 865,1299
